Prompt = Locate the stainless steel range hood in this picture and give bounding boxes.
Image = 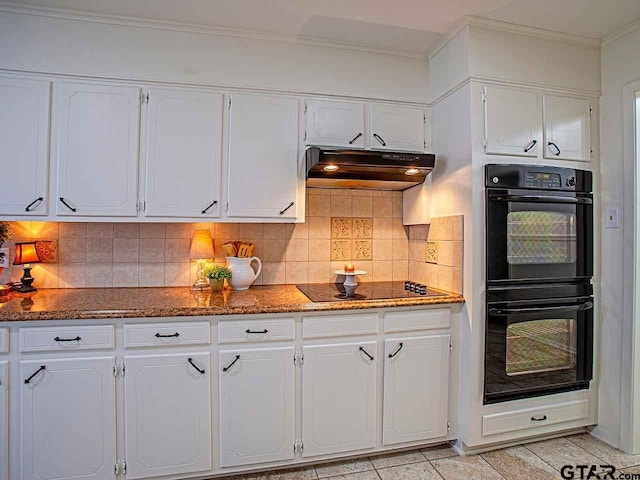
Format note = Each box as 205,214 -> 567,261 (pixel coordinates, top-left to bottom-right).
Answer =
305,147 -> 435,191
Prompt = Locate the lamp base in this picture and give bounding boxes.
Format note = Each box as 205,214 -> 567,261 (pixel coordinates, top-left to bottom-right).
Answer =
191,259 -> 209,291
18,265 -> 37,293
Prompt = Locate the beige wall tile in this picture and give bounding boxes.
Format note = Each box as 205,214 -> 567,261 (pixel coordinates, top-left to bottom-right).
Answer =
308,195 -> 331,217
373,197 -> 393,218
373,218 -> 392,239
286,262 -> 309,284
262,262 -> 286,284
165,223 -> 191,239
392,238 -> 409,260
86,238 -> 113,263
285,239 -> 309,262
451,267 -> 463,294
452,241 -> 463,268
30,222 -> 58,239
238,223 -> 264,238
352,196 -> 373,217
331,189 -> 352,196
86,264 -> 113,288
86,223 -> 113,238
414,261 -> 427,285
392,197 -> 403,219
287,223 -> 308,239
164,263 -> 190,287
308,217 -> 331,239
425,263 -> 439,286
307,188 -> 332,196
409,240 -> 423,262
452,215 -> 464,241
59,222 -> 87,238
113,238 -> 140,263
308,239 -> 330,261
139,263 -> 164,287
263,224 -> 286,239
429,216 -> 453,241
58,264 -> 86,288
372,261 -> 393,281
392,260 -> 408,281
437,265 -> 454,292
113,223 -> 139,238
331,195 -> 352,217
262,239 -> 287,262
309,262 -> 331,283
392,220 -> 408,239
139,223 -> 166,238
113,263 -> 139,287
58,237 -> 86,263
215,223 -> 239,239
373,239 -> 393,261
32,264 -> 58,289
165,238 -> 191,263
437,241 -> 454,267
139,238 -> 165,263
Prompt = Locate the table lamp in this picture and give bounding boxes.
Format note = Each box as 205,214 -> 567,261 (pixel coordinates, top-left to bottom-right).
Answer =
190,230 -> 214,291
13,242 -> 42,293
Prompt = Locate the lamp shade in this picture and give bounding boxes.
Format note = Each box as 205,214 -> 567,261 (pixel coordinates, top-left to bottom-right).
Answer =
189,230 -> 214,260
13,242 -> 42,265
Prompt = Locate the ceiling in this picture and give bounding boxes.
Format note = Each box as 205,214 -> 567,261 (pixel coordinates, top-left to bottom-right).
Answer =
6,0 -> 640,54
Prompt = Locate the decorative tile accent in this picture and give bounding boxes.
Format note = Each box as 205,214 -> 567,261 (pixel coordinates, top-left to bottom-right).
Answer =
331,240 -> 352,261
331,218 -> 352,239
425,241 -> 438,264
353,218 -> 373,239
353,240 -> 373,260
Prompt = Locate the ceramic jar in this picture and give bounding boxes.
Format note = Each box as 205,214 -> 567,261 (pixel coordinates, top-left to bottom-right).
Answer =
227,257 -> 262,291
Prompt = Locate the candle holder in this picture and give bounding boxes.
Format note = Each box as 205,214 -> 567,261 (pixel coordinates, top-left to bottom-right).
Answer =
334,269 -> 367,297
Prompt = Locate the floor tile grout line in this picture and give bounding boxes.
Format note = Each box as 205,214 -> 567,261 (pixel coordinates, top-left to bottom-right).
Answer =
564,435 -> 636,469
523,443 -> 566,473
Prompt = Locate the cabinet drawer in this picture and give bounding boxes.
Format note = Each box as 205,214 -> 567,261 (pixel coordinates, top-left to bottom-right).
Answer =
482,399 -> 589,436
303,313 -> 378,339
383,309 -> 450,333
20,325 -> 114,352
218,318 -> 294,344
124,321 -> 210,348
0,328 -> 7,353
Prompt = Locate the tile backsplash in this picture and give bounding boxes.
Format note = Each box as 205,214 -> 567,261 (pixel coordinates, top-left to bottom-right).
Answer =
0,191 -> 463,294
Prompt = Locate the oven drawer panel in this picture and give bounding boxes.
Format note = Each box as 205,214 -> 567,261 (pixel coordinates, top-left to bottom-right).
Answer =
303,313 -> 378,339
20,325 -> 115,352
482,399 -> 589,436
218,318 -> 295,344
124,321 -> 210,348
383,309 -> 450,333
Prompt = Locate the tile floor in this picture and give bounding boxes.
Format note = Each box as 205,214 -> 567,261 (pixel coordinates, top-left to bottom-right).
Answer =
218,433 -> 640,480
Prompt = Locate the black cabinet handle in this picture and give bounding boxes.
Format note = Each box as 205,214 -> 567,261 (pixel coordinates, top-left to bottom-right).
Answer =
373,133 -> 386,146
59,197 -> 77,212
531,415 -> 548,422
245,329 -> 268,334
201,201 -> 218,214
489,302 -> 593,316
279,202 -> 295,215
348,132 -> 363,145
24,365 -> 46,384
223,355 -> 240,372
548,142 -> 561,156
25,197 -> 44,212
524,140 -> 537,152
188,357 -> 206,375
54,336 -> 81,342
359,346 -> 374,361
388,342 -> 404,358
155,332 -> 180,338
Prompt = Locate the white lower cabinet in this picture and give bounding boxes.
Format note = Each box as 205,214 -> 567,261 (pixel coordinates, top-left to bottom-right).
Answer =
20,356 -> 116,480
124,353 -> 212,479
302,342 -> 377,457
383,335 -> 450,445
219,347 -> 295,467
0,362 -> 7,480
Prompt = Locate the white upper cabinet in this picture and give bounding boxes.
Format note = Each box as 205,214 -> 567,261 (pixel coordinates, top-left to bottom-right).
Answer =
55,81 -> 140,217
302,342 -> 377,457
369,104 -> 425,152
20,356 -> 116,480
227,94 -> 300,219
145,88 -> 223,218
219,347 -> 295,467
305,99 -> 365,148
483,85 -> 541,157
0,362 -> 7,480
383,335 -> 450,445
0,77 -> 50,216
124,353 -> 211,479
543,95 -> 591,161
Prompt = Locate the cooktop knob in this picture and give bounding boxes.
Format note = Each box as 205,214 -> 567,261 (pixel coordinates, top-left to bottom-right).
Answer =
566,176 -> 576,187
492,176 -> 499,184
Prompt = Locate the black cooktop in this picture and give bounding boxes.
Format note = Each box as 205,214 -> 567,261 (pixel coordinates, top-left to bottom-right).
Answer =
296,281 -> 448,302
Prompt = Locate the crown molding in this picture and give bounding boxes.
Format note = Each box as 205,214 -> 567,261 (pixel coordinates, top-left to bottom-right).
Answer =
427,18 -> 469,60
0,1 -> 429,59
602,18 -> 640,46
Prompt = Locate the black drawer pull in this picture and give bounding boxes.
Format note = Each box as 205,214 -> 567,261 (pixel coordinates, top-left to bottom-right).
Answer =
201,201 -> 218,214
25,197 -> 44,212
54,336 -> 81,342
388,342 -> 404,358
188,357 -> 206,375
373,133 -> 386,146
155,332 -> 180,338
524,140 -> 537,152
279,202 -> 295,215
547,142 -> 561,156
349,132 -> 363,144
59,197 -> 77,212
359,346 -> 374,361
223,355 -> 240,372
246,329 -> 268,334
24,365 -> 46,384
531,415 -> 548,422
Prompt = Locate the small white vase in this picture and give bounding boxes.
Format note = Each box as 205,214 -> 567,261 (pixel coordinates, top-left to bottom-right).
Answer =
227,257 -> 262,291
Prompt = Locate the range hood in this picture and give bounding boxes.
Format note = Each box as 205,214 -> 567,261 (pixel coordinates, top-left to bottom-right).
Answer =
305,147 -> 435,191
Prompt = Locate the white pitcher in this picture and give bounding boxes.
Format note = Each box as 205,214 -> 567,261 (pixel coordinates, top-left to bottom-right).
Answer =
227,257 -> 262,291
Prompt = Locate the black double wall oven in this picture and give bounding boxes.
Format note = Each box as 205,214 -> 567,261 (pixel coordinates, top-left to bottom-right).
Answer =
484,164 -> 594,404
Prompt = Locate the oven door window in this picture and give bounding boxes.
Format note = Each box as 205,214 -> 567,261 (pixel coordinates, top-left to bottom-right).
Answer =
506,318 -> 576,376
507,211 -> 576,265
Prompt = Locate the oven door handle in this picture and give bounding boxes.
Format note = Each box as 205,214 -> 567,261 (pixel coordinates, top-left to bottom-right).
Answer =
489,302 -> 593,316
489,194 -> 592,205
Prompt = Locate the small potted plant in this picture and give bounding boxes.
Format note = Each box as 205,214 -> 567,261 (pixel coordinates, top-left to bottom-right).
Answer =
0,222 -> 12,277
204,264 -> 232,292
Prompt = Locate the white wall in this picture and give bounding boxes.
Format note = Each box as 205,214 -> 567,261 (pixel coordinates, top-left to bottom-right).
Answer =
0,11 -> 429,103
595,25 -> 640,451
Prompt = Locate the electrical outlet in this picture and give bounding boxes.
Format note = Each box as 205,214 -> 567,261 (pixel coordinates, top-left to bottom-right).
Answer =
605,208 -> 620,229
0,248 -> 8,268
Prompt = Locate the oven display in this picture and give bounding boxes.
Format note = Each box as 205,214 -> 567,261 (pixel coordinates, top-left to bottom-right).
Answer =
525,172 -> 561,188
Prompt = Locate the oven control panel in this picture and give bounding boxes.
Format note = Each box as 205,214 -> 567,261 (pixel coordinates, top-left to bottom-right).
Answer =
525,172 -> 562,188
486,164 -> 592,193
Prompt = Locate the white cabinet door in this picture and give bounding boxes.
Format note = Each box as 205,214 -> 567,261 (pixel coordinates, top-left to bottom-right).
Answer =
20,357 -> 116,480
483,86 -> 541,157
369,104 -> 425,152
0,77 -> 50,215
0,362 -> 7,480
305,99 -> 365,148
124,353 -> 211,479
219,347 -> 295,467
543,95 -> 591,161
383,335 -> 450,446
56,81 -> 140,216
145,88 -> 223,218
227,94 -> 299,219
302,342 -> 377,457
